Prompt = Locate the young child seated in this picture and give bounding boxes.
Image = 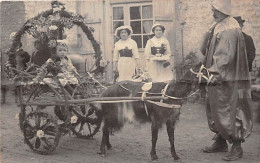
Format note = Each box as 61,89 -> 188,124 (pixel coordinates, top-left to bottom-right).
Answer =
33,40 -> 79,95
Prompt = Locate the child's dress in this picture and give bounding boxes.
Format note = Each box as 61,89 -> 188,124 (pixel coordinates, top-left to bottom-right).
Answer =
113,38 -> 139,82
34,56 -> 78,87
145,36 -> 174,82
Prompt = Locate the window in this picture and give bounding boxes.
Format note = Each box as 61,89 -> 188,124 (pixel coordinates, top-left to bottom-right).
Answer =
112,3 -> 153,48
113,6 -> 125,43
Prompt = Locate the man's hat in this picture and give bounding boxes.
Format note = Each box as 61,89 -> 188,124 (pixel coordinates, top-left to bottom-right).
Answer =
211,0 -> 231,16
234,16 -> 245,23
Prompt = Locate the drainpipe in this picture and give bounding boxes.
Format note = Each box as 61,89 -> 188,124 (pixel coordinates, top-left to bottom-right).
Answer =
180,21 -> 186,77
181,21 -> 186,65
102,0 -> 106,60
103,0 -> 111,83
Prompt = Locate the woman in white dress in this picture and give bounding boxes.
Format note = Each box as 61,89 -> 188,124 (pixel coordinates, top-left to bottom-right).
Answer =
113,26 -> 139,82
145,24 -> 174,82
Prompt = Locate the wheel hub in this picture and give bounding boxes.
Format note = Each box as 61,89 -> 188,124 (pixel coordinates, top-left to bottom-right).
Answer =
36,130 -> 45,138
70,115 -> 78,124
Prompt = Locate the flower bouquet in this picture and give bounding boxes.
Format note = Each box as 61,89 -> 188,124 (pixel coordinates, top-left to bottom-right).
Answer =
151,43 -> 167,62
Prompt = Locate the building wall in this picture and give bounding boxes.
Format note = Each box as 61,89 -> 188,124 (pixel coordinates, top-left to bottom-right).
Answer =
78,0 -> 105,73
1,1 -> 26,85
175,0 -> 260,76
175,0 -> 260,56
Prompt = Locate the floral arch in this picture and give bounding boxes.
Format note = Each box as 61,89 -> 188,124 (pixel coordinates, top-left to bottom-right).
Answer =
4,1 -> 104,79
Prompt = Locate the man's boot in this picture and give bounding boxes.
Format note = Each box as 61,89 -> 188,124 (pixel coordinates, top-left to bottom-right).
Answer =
202,135 -> 228,153
222,140 -> 243,161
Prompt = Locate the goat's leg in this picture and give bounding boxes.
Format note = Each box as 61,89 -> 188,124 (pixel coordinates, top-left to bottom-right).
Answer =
150,115 -> 159,161
166,120 -> 180,160
106,130 -> 112,149
99,124 -> 109,156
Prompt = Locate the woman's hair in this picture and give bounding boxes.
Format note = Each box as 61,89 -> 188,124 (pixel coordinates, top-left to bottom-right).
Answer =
152,25 -> 165,33
116,28 -> 131,38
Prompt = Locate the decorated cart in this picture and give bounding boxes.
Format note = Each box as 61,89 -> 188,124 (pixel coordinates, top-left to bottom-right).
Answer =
3,1 -> 107,155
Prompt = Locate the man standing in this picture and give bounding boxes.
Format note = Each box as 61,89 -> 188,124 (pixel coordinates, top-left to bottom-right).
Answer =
234,16 -> 256,72
201,0 -> 253,161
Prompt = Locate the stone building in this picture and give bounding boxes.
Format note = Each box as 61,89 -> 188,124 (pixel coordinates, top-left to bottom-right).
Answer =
1,0 -> 260,84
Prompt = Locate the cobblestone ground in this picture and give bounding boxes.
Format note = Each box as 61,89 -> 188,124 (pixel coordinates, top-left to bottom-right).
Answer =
1,89 -> 260,163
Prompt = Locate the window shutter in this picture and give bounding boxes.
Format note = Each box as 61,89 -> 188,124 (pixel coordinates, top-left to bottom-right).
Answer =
153,0 -> 176,57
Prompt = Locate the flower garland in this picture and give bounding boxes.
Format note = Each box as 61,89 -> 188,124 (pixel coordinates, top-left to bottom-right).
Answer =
4,7 -> 103,79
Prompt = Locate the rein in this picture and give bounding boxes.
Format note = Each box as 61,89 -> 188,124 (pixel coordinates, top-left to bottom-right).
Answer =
109,68 -> 212,112
190,64 -> 213,85
116,82 -> 200,100
86,72 -> 107,89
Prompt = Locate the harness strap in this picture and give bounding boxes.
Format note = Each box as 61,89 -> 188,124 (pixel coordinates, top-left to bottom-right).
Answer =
160,81 -> 170,103
117,83 -> 132,93
115,81 -> 200,114
147,100 -> 181,109
87,72 -> 107,89
141,92 -> 149,116
190,64 -> 213,85
164,89 -> 200,100
136,88 -> 200,100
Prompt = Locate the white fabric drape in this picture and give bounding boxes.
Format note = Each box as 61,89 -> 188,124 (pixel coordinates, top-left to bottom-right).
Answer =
142,6 -> 153,34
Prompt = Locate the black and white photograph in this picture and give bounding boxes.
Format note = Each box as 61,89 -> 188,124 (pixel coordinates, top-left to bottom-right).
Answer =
0,0 -> 260,162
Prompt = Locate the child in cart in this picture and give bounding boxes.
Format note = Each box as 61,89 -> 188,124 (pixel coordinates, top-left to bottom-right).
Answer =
33,40 -> 79,95
33,40 -> 82,123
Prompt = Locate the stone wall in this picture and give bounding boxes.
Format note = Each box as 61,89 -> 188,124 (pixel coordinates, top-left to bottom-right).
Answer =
175,0 -> 260,76
0,1 -> 26,49
0,1 -> 26,85
176,0 -> 260,54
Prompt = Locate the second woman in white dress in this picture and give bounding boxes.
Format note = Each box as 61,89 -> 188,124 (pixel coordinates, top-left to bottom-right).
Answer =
113,26 -> 139,82
145,24 -> 174,82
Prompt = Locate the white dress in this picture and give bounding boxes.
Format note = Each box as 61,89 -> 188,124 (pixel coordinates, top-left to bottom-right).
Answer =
35,57 -> 79,87
113,38 -> 139,82
145,36 -> 174,82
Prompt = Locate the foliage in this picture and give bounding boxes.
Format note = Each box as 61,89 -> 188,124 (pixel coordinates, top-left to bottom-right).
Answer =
4,5 -> 103,79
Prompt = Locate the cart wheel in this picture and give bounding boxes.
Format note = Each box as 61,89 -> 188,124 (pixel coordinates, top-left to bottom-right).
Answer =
70,104 -> 102,139
22,111 -> 61,155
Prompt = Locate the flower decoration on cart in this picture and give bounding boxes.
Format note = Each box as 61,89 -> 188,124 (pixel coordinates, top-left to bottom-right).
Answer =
4,0 -> 103,80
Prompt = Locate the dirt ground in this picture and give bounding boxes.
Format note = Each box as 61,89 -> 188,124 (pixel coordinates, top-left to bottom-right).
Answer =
1,91 -> 260,163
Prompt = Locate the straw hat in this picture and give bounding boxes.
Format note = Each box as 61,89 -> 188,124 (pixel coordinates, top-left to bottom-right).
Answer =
115,26 -> 133,38
211,0 -> 231,16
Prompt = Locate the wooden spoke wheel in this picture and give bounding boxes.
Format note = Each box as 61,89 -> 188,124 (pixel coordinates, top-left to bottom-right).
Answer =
16,84 -> 62,130
70,104 -> 102,139
22,110 -> 61,155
